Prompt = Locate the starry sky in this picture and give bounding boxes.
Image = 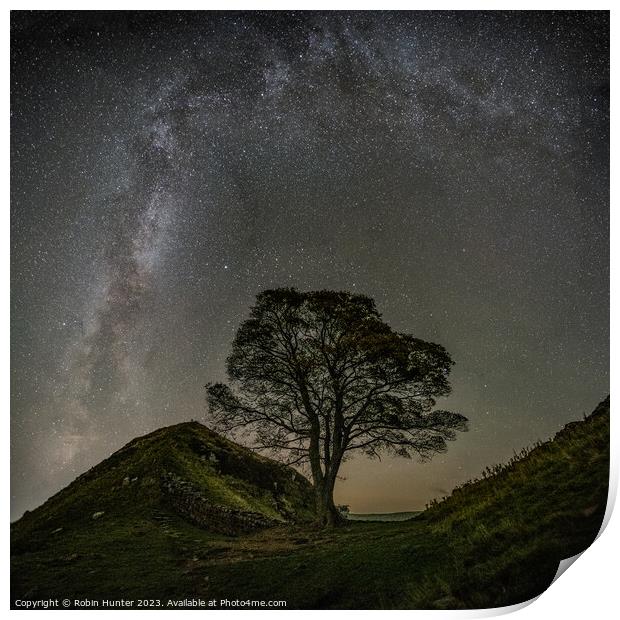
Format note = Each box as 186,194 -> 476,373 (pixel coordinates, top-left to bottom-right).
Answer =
11,11 -> 609,520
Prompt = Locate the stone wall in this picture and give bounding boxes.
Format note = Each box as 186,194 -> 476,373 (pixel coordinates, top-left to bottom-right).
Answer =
160,473 -> 278,535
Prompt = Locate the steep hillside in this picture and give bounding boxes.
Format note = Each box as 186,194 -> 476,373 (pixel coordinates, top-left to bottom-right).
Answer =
12,421 -> 315,551
415,395 -> 610,607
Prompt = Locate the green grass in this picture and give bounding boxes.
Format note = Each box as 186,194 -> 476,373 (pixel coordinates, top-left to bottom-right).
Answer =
11,397 -> 609,609
11,421 -> 316,550
415,396 -> 610,607
11,513 -> 447,607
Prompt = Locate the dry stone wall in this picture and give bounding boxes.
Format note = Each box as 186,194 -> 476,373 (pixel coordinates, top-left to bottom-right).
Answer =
160,472 -> 278,535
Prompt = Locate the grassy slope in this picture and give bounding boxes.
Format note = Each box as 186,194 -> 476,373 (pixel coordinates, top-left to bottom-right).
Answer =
11,421 -> 315,555
417,395 -> 610,607
11,398 -> 609,609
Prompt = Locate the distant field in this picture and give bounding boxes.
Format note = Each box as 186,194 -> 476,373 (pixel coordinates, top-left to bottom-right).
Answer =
347,512 -> 421,522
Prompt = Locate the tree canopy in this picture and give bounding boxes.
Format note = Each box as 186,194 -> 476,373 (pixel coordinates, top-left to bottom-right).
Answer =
206,288 -> 468,526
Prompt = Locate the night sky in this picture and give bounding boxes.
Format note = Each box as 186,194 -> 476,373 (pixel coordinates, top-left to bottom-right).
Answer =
11,11 -> 609,520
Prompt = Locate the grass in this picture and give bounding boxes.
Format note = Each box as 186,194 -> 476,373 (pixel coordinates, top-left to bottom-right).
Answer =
416,395 -> 610,607
11,397 -> 609,609
11,513 -> 447,607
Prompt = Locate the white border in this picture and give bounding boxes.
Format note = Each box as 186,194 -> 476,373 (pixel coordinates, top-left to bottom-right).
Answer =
4,2 -> 615,618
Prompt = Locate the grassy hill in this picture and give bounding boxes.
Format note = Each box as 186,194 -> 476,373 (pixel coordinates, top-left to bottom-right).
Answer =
11,398 -> 609,609
416,395 -> 610,607
12,421 -> 315,552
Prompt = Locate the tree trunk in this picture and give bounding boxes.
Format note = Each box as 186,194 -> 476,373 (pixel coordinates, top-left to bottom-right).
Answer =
308,424 -> 346,527
314,475 -> 346,527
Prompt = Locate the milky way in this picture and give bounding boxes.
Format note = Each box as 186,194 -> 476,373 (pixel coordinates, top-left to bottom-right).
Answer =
11,12 -> 608,519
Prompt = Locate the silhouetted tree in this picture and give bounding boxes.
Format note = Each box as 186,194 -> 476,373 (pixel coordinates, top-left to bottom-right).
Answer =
206,288 -> 468,527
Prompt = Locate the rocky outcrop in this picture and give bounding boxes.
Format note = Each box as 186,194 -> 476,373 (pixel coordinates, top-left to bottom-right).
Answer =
160,473 -> 278,535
